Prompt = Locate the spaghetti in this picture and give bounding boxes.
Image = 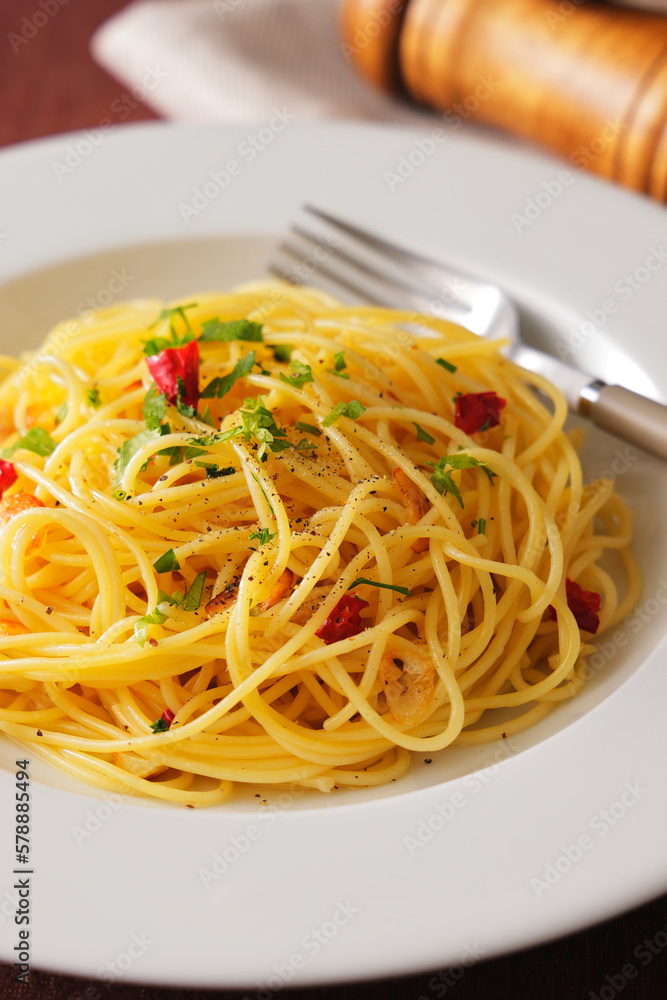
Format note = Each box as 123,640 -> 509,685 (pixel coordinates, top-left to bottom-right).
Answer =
0,283 -> 640,805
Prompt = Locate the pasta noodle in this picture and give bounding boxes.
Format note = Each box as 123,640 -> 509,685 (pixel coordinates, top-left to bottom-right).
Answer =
0,283 -> 640,805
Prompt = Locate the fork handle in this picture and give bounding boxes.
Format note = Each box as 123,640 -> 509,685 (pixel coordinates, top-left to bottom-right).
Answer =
580,382 -> 667,460
340,0 -> 667,200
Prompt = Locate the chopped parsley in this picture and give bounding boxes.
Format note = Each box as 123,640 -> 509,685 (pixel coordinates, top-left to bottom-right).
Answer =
86,387 -> 101,409
426,453 -> 491,508
198,318 -> 263,343
143,303 -> 198,354
150,716 -> 170,733
249,527 -> 278,545
413,423 -> 435,445
184,571 -> 206,611
135,607 -> 167,647
153,549 -> 180,573
348,577 -> 412,597
237,397 -> 291,461
327,351 -> 349,379
272,344 -> 292,362
322,400 -> 366,427
436,358 -> 457,373
113,428 -> 160,490
143,384 -> 167,430
156,571 -> 207,613
194,462 -> 235,479
157,442 -> 207,467
478,517 -> 486,534
200,351 -> 256,400
2,427 -> 57,459
294,421 -> 321,437
279,360 -> 314,389
175,377 -> 197,419
200,405 -> 216,427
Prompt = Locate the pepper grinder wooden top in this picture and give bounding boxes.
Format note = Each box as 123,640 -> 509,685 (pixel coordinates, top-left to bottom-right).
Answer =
340,0 -> 667,200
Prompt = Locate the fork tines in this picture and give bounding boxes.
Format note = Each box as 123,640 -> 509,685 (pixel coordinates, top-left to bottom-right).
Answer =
268,204 -> 515,340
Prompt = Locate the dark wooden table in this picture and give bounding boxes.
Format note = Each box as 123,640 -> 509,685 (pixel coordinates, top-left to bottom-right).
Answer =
1,1 -> 667,998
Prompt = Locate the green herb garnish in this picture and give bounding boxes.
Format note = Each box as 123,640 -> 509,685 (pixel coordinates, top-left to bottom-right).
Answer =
2,427 -> 57,459
426,453 -> 490,508
414,423 -> 435,445
248,527 -> 278,545
436,358 -> 457,373
143,384 -> 167,430
327,351 -> 349,379
322,400 -> 366,427
194,462 -> 235,479
86,387 -> 101,409
200,351 -> 256,400
143,303 -> 198,354
348,577 -> 412,597
135,608 -> 167,647
184,571 -> 206,612
238,397 -> 291,461
113,428 -> 160,490
153,549 -> 181,573
294,421 -> 321,437
272,344 -> 292,363
199,318 -> 263,343
279,360 -> 314,389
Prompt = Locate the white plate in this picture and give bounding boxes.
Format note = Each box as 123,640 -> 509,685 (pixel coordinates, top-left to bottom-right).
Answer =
0,122 -> 666,988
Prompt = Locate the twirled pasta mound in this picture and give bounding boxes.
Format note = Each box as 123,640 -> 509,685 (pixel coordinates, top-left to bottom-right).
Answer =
0,284 -> 639,805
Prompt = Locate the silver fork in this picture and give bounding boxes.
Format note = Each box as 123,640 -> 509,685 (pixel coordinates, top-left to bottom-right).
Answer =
268,205 -> 667,462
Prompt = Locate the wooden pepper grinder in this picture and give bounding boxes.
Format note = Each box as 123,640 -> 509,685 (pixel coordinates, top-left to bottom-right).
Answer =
340,0 -> 667,200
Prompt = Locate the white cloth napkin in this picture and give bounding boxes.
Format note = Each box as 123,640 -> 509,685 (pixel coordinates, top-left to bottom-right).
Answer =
91,0 -> 432,125
91,0 -> 667,125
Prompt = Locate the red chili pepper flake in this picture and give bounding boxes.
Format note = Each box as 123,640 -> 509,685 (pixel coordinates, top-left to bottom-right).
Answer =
0,460 -> 17,499
146,340 -> 200,409
315,593 -> 369,644
161,708 -> 175,725
548,578 -> 601,634
454,392 -> 506,435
